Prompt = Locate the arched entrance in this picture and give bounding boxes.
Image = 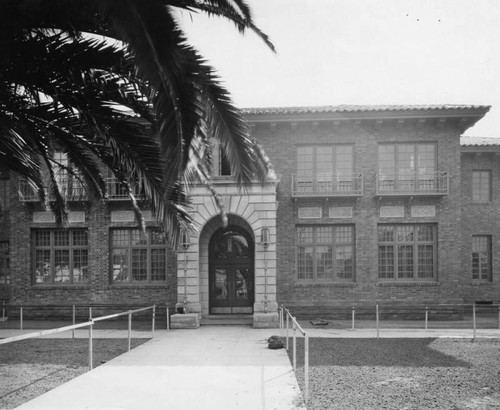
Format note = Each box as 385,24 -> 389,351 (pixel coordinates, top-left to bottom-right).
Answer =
209,225 -> 254,314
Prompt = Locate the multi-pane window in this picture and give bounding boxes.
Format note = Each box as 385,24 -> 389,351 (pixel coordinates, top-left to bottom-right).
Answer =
296,145 -> 354,192
0,242 -> 9,285
33,230 -> 88,284
472,170 -> 491,202
53,152 -> 85,199
211,139 -> 231,176
111,228 -> 167,283
378,143 -> 436,191
296,225 -> 354,281
0,169 -> 9,211
378,224 -> 436,280
472,235 -> 491,281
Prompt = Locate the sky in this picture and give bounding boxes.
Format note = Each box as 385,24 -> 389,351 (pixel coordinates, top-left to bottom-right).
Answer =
176,0 -> 500,137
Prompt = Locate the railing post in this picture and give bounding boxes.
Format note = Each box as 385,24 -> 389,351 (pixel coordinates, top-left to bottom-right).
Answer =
279,307 -> 283,338
286,312 -> 289,351
425,307 -> 428,330
152,305 -> 156,339
166,306 -> 170,330
472,303 -> 476,339
376,305 -> 379,338
2,301 -> 5,321
72,305 -> 76,339
128,310 -> 132,351
88,322 -> 93,370
292,321 -> 297,373
351,306 -> 355,330
89,307 -> 92,321
20,306 -> 23,330
498,306 -> 500,330
304,334 -> 309,407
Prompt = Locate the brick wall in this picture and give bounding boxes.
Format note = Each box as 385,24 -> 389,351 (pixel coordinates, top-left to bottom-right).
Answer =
7,182 -> 177,317
460,151 -> 500,302
252,117 -> 473,312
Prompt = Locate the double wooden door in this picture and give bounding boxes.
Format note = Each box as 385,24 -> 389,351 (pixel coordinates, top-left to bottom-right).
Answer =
209,226 -> 254,314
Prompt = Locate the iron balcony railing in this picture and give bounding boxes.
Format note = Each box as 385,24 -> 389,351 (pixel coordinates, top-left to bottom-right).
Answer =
376,171 -> 449,196
292,173 -> 363,197
105,177 -> 145,200
18,179 -> 87,202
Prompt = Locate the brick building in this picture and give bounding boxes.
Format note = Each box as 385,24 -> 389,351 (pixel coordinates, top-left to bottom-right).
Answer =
0,104 -> 499,327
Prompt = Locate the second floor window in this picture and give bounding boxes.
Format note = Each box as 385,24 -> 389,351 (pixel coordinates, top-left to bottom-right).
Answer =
296,145 -> 354,192
0,169 -> 9,211
378,143 -> 436,191
53,152 -> 85,200
472,170 -> 491,202
211,140 -> 232,176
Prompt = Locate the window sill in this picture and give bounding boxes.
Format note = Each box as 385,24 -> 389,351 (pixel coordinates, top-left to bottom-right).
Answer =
110,283 -> 168,288
294,281 -> 356,288
30,284 -> 91,290
376,281 -> 439,287
471,281 -> 493,286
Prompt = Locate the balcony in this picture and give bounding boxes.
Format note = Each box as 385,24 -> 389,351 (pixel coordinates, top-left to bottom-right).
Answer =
18,179 -> 87,202
292,173 -> 363,198
105,178 -> 144,201
18,179 -> 39,202
376,171 -> 448,196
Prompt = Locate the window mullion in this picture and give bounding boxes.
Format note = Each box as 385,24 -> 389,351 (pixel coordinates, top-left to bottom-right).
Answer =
50,231 -> 55,284
312,227 -> 317,280
332,228 -> 337,281
69,234 -> 73,284
413,242 -> 418,280
128,231 -> 133,283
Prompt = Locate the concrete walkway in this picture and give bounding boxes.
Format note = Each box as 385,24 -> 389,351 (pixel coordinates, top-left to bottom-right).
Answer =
4,324 -> 500,409
13,326 -> 306,410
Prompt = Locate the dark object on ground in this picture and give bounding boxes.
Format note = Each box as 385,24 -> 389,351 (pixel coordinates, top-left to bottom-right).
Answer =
267,335 -> 285,349
310,319 -> 329,326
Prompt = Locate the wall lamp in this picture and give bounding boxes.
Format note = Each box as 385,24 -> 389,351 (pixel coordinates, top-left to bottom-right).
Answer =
260,226 -> 270,250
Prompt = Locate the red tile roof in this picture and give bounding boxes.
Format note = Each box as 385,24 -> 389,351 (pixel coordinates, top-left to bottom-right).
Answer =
461,136 -> 500,146
242,104 -> 491,115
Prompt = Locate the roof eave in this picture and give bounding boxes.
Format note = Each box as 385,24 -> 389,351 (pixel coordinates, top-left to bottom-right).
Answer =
242,107 -> 491,125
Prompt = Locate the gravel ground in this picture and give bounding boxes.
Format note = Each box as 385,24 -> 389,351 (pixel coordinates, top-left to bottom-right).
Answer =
0,338 -> 149,409
289,338 -> 500,410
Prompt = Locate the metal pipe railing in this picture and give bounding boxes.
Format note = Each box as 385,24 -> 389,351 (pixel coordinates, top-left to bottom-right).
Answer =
280,305 -> 309,407
0,303 -> 169,330
0,305 -> 156,370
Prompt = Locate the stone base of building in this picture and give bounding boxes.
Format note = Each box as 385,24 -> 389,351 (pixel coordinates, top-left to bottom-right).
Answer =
253,312 -> 279,329
170,313 -> 200,329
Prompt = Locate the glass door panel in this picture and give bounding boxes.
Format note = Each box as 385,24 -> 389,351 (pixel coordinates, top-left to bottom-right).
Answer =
215,268 -> 228,300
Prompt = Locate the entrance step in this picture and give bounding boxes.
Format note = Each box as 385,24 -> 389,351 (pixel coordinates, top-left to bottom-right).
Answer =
201,314 -> 253,326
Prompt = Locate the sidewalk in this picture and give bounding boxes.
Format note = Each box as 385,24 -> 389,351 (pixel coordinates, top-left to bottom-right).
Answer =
4,323 -> 500,410
13,326 -> 306,410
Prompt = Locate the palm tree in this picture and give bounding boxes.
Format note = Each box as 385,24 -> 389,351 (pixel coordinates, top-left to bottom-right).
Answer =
0,0 -> 274,244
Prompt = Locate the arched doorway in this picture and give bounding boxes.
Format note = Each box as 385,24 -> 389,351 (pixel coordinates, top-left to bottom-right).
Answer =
209,225 -> 254,314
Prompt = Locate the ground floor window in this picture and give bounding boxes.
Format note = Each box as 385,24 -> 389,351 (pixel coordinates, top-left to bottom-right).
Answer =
378,224 -> 436,280
111,228 -> 167,283
0,241 -> 9,285
296,225 -> 354,281
33,229 -> 88,284
472,235 -> 491,281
